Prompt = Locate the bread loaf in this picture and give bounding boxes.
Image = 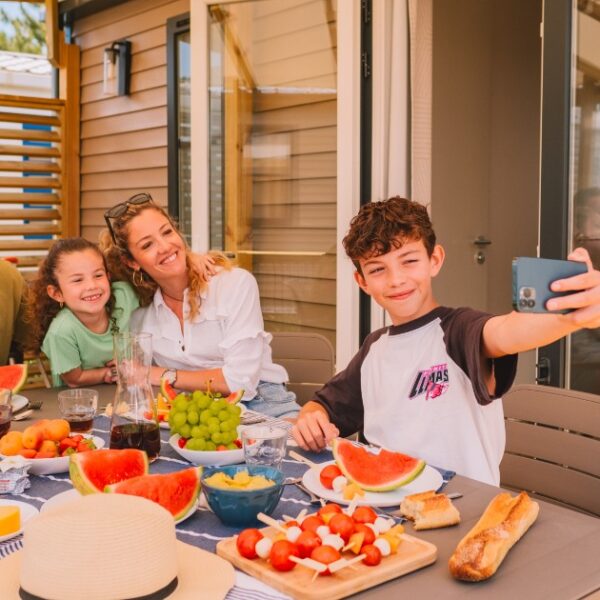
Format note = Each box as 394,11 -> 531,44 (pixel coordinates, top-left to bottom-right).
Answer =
448,491 -> 539,581
400,490 -> 460,530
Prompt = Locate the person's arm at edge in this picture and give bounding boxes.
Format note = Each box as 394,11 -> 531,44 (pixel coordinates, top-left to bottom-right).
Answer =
482,248 -> 600,358
149,365 -> 230,395
61,365 -> 115,387
292,400 -> 340,453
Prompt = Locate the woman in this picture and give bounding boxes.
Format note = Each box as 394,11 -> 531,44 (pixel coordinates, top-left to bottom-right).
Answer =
100,193 -> 301,419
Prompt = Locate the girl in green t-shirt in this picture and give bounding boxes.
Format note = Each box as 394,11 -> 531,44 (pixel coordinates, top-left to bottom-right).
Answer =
26,238 -> 139,387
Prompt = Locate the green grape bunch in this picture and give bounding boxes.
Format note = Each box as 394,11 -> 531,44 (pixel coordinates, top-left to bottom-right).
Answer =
168,389 -> 243,452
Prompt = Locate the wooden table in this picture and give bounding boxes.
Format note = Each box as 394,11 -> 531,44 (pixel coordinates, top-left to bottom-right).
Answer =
9,385 -> 600,600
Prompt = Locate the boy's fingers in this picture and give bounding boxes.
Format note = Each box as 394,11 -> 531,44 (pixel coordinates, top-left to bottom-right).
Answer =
551,268 -> 600,293
292,413 -> 329,452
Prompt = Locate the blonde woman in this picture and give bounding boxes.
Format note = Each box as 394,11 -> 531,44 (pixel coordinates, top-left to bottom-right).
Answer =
100,193 -> 300,419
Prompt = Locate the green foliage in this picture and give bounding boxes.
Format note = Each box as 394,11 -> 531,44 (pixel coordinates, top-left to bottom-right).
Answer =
0,4 -> 46,55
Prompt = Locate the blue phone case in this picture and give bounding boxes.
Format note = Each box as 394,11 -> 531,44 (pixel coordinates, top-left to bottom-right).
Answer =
512,257 -> 587,314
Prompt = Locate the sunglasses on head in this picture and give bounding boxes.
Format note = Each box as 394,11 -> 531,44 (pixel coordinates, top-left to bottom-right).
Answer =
104,193 -> 153,244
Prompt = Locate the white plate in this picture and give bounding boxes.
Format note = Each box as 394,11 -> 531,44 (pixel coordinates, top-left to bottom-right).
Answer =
0,499 -> 39,542
0,436 -> 105,476
10,394 -> 28,413
302,461 -> 443,507
42,489 -> 198,524
169,434 -> 244,467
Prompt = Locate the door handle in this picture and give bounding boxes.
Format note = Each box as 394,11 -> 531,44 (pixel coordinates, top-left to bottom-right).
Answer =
473,236 -> 492,246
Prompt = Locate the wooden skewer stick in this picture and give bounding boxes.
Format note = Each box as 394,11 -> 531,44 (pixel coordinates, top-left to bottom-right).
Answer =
256,512 -> 287,533
345,494 -> 360,516
310,570 -> 320,583
328,554 -> 367,574
288,450 -> 319,469
289,556 -> 328,573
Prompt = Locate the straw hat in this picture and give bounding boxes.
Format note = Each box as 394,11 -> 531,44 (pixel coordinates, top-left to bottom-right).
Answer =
0,494 -> 234,600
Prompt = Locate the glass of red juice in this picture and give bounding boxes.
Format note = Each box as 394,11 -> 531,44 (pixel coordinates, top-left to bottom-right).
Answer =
0,401 -> 12,438
57,389 -> 98,433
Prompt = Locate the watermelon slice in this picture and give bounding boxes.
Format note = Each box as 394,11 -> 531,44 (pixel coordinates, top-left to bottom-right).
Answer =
225,389 -> 244,404
0,364 -> 27,393
332,438 -> 426,492
160,378 -> 177,401
104,467 -> 202,521
70,449 -> 149,495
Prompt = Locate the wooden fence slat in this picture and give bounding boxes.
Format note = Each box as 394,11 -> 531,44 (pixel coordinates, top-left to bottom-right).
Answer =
0,94 -> 65,111
0,128 -> 60,142
0,239 -> 55,251
0,144 -> 60,158
0,176 -> 60,189
0,193 -> 60,204
0,223 -> 61,235
0,160 -> 60,173
0,209 -> 60,220
0,111 -> 61,126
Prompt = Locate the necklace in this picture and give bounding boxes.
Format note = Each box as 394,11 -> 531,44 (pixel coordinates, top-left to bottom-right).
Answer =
162,290 -> 184,302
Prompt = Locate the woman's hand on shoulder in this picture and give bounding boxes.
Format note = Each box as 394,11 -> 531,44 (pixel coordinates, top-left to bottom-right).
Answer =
190,253 -> 217,282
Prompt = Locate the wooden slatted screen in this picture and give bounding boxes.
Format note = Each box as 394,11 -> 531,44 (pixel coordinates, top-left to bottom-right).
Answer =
0,93 -> 75,276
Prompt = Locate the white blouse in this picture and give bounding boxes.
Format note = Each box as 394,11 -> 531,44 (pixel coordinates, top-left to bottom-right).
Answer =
130,268 -> 288,400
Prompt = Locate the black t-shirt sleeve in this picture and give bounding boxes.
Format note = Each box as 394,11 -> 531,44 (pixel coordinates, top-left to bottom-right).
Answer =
313,328 -> 387,437
441,307 -> 517,405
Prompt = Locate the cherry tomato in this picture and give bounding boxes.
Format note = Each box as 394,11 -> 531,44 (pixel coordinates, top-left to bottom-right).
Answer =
310,545 -> 341,576
236,528 -> 263,559
317,503 -> 343,518
361,544 -> 382,566
319,465 -> 343,490
284,520 -> 300,529
352,506 -> 378,525
328,513 -> 355,542
269,540 -> 299,572
295,530 -> 322,559
300,515 -> 324,533
354,523 -> 376,546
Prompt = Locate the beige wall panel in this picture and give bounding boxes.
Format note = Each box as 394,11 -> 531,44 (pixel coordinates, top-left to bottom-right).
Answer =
81,87 -> 166,121
253,177 -> 335,206
254,92 -> 335,113
81,147 -> 168,174
254,202 -> 335,228
253,1 -> 332,42
75,0 -> 177,35
264,320 -> 335,345
82,168 -> 168,191
250,127 -> 336,156
257,273 -> 335,305
253,228 -> 335,252
80,26 -> 166,68
81,46 -> 166,86
74,0 -> 188,50
254,49 -> 336,86
253,0 -> 312,19
82,225 -> 106,243
254,151 -> 335,182
261,298 -> 336,329
82,67 -> 167,104
253,24 -> 336,65
253,254 -> 336,279
81,188 -> 168,209
253,100 -> 336,134
81,127 -> 165,157
281,73 -> 336,89
81,107 -> 166,138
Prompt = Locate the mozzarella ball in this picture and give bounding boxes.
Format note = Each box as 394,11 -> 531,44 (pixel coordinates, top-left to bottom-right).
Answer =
316,525 -> 331,540
322,534 -> 344,551
373,537 -> 391,557
332,475 -> 348,493
255,537 -> 273,559
373,516 -> 394,534
286,525 -> 302,543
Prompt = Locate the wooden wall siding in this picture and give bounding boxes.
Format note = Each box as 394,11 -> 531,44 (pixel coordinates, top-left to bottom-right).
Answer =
220,0 -> 337,343
74,0 -> 188,242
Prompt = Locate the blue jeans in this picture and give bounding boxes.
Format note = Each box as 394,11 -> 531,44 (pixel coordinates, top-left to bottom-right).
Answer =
245,381 -> 301,419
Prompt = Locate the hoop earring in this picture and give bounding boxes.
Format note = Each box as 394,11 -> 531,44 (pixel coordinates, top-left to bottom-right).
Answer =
132,270 -> 144,287
59,302 -> 64,309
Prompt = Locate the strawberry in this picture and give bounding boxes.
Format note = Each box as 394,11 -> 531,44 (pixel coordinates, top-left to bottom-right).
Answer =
177,437 -> 187,448
233,439 -> 242,449
59,437 -> 78,453
70,435 -> 84,443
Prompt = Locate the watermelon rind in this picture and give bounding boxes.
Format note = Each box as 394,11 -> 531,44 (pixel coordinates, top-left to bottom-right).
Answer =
332,438 -> 426,492
104,466 -> 202,521
225,389 -> 244,404
0,363 -> 28,393
70,449 -> 149,495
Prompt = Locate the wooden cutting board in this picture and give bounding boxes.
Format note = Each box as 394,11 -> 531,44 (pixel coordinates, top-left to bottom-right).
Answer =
216,528 -> 437,600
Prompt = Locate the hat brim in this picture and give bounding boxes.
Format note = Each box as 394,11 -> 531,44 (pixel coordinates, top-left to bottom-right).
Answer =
0,540 -> 235,600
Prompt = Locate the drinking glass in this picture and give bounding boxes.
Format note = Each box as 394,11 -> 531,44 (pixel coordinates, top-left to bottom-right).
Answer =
57,389 -> 98,433
109,332 -> 160,461
0,388 -> 12,438
241,425 -> 287,470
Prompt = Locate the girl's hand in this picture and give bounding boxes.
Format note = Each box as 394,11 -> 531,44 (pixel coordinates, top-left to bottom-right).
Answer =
547,247 -> 600,328
150,365 -> 165,387
104,360 -> 117,383
191,253 -> 217,282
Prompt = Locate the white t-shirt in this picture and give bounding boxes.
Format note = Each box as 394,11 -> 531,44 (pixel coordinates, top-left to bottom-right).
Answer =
314,307 -> 518,485
130,268 -> 288,400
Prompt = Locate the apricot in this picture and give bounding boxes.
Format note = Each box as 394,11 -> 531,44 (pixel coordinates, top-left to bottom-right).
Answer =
43,419 -> 70,442
0,431 -> 24,456
36,451 -> 56,459
39,440 -> 58,457
19,448 -> 37,459
22,426 -> 44,450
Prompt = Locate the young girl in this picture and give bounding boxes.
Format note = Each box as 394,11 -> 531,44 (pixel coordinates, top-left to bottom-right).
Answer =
26,238 -> 139,387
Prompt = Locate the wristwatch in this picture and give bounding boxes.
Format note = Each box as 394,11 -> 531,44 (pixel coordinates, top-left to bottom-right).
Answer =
161,368 -> 178,387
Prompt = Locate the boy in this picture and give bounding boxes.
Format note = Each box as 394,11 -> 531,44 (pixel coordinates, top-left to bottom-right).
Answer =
292,197 -> 600,485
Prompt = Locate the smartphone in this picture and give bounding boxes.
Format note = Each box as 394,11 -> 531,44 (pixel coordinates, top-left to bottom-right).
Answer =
512,257 -> 588,313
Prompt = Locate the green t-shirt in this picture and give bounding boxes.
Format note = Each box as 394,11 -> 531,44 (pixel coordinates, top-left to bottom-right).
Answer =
42,281 -> 139,386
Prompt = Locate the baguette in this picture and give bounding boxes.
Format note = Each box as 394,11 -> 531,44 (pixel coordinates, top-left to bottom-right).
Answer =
400,490 -> 460,530
448,491 -> 539,581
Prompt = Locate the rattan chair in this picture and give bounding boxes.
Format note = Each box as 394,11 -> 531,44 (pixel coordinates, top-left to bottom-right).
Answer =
500,384 -> 600,516
270,332 -> 335,406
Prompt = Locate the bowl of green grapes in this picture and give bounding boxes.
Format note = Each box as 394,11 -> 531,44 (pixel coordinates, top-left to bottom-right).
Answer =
168,389 -> 245,466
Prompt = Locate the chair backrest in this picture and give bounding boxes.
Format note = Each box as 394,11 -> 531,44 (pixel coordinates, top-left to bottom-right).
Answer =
500,384 -> 600,516
270,332 -> 335,406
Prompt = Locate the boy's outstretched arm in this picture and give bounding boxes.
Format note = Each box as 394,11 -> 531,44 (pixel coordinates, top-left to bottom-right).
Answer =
292,401 -> 340,452
483,248 -> 600,358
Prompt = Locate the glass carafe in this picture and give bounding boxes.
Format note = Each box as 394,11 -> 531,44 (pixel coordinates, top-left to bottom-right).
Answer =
109,332 -> 160,461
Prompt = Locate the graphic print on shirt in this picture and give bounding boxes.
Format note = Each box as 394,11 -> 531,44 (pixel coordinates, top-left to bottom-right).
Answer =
409,363 -> 449,400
